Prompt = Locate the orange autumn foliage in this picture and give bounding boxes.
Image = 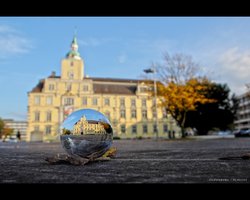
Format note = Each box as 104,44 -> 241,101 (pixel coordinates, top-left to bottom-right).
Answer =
157,78 -> 216,131
159,79 -> 215,111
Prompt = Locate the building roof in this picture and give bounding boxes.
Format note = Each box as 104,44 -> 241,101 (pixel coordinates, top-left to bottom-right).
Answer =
30,79 -> 45,93
46,76 -> 143,83
66,50 -> 80,58
88,77 -> 142,83
48,71 -> 60,78
93,83 -> 137,95
29,77 -> 150,94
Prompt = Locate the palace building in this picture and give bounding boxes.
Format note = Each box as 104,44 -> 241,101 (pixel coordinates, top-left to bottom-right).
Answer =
27,36 -> 180,142
72,115 -> 106,135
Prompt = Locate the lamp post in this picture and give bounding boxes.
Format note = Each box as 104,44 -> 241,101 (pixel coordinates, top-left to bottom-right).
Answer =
144,65 -> 159,140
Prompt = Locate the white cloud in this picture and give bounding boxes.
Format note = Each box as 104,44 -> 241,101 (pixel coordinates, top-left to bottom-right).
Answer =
215,47 -> 250,95
0,25 -> 33,59
0,35 -> 33,54
131,37 -> 250,95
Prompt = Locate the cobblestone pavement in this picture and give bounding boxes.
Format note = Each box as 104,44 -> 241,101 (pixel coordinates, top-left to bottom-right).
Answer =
0,138 -> 250,183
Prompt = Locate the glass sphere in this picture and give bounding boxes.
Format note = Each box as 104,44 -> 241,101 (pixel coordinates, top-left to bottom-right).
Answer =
60,109 -> 113,159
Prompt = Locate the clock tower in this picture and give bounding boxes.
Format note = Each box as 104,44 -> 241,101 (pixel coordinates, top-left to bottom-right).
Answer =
61,36 -> 84,80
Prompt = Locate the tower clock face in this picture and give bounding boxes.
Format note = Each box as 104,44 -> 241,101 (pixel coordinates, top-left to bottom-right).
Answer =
68,71 -> 74,79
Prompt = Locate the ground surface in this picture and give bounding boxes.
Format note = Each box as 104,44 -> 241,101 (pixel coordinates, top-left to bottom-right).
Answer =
0,138 -> 250,183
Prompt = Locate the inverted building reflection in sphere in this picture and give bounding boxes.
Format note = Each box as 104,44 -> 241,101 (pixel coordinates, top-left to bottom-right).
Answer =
60,109 -> 113,158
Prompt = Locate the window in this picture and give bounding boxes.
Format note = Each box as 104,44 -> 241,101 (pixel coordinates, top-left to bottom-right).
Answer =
64,98 -> 74,106
34,111 -> 40,122
46,111 -> 52,122
152,99 -> 157,107
142,98 -> 147,107
143,125 -> 148,134
132,125 -> 137,134
83,85 -> 88,92
66,83 -> 72,91
131,99 -> 136,107
46,96 -> 53,105
153,124 -> 158,133
70,61 -> 74,66
140,86 -> 148,93
120,109 -> 126,118
45,125 -> 52,135
34,126 -> 39,131
82,97 -> 87,105
34,96 -> 40,105
163,124 -> 168,133
104,98 -> 110,106
120,125 -> 126,134
142,110 -> 147,119
49,84 -> 54,91
153,110 -> 157,118
120,98 -> 125,106
92,98 -> 98,105
131,109 -> 137,118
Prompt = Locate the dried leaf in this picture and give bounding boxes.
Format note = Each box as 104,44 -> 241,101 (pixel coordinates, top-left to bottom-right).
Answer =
45,147 -> 117,166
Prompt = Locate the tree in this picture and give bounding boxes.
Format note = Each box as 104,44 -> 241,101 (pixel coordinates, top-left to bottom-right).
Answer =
2,127 -> 14,142
154,52 -> 215,137
0,118 -> 4,139
158,78 -> 215,137
185,82 -> 239,135
245,83 -> 250,99
158,52 -> 204,85
0,118 -> 14,141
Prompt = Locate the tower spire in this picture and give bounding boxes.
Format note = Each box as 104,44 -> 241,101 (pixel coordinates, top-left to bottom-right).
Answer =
66,30 -> 81,60
74,26 -> 77,37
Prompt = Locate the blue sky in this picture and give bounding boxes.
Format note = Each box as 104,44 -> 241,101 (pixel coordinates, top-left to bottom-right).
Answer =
1,17 -> 250,120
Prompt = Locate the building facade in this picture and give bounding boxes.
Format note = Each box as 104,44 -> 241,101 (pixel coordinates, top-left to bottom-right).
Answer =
234,91 -> 250,130
27,36 -> 180,142
72,116 -> 106,135
3,119 -> 27,141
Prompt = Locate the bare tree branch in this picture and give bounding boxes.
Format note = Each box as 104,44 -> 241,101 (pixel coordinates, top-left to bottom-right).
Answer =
158,52 -> 203,85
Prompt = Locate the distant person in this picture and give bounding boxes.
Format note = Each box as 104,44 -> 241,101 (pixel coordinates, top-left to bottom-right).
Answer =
172,130 -> 175,139
16,131 -> 21,141
168,130 -> 172,139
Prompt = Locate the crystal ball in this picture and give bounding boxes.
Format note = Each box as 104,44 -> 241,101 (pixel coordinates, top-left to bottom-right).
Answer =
60,109 -> 113,159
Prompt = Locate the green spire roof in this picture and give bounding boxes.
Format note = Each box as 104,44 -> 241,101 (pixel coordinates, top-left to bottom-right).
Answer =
66,50 -> 80,57
72,36 -> 77,45
66,36 -> 81,60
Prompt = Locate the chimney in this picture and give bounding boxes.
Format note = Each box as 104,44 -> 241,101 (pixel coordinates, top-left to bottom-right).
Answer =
51,71 -> 56,77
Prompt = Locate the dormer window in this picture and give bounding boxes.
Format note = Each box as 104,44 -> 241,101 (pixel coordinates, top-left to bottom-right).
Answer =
49,84 -> 54,91
139,86 -> 148,93
83,85 -> 89,92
